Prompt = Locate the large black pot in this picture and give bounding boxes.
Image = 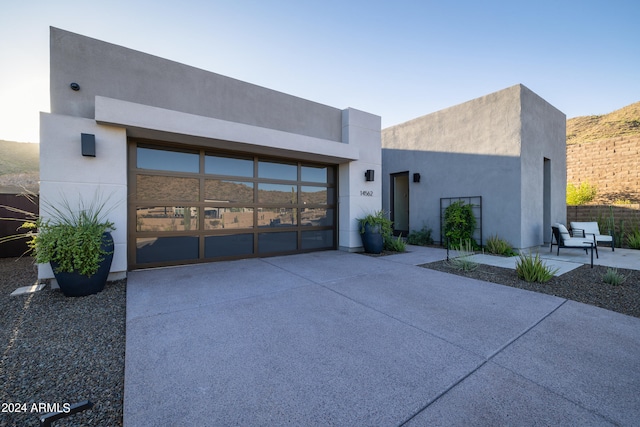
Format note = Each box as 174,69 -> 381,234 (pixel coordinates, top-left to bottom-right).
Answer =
361,223 -> 384,254
51,232 -> 114,297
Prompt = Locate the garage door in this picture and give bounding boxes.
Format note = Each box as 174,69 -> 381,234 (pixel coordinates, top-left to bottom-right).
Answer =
128,141 -> 336,269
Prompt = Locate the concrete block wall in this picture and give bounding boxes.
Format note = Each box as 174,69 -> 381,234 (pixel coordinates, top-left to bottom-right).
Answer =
566,204 -> 640,246
566,135 -> 640,204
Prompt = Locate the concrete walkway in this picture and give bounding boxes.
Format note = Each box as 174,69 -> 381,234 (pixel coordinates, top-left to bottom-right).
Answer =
467,246 -> 640,275
124,246 -> 640,426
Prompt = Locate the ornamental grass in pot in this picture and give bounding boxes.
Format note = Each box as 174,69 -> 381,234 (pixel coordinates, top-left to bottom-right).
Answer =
22,194 -> 116,297
357,210 -> 393,254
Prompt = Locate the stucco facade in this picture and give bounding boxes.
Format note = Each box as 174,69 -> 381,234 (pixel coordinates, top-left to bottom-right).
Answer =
382,84 -> 566,250
39,27 -> 381,279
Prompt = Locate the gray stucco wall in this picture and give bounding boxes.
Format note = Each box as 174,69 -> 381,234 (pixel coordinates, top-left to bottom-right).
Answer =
519,85 -> 567,246
50,27 -> 343,142
382,84 -> 566,250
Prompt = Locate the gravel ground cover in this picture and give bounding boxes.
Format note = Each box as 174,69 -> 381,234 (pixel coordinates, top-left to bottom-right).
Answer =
0,257 -> 125,427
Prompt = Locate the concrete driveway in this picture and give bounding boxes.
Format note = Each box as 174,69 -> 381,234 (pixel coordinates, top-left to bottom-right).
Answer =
123,246 -> 640,426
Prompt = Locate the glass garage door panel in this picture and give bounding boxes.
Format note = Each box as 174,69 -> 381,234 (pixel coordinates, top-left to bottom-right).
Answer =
136,207 -> 198,231
205,155 -> 253,177
137,147 -> 199,173
258,184 -> 297,204
137,175 -> 199,202
300,208 -> 333,227
257,208 -> 297,227
258,232 -> 297,253
204,208 -> 254,229
136,236 -> 198,264
205,234 -> 253,258
258,160 -> 297,180
205,180 -> 253,203
301,230 -> 333,250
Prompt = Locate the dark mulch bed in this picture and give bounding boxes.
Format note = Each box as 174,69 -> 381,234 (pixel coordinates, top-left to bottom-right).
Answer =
422,259 -> 640,319
0,257 -> 125,427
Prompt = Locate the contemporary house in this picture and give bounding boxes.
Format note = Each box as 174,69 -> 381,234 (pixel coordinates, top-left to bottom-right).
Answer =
39,28 -> 566,282
382,84 -> 566,250
39,27 -> 381,280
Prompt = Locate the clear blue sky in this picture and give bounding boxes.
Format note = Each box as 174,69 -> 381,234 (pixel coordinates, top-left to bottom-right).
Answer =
1,0 -> 639,143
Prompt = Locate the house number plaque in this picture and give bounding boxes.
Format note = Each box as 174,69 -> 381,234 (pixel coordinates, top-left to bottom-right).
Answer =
360,190 -> 373,197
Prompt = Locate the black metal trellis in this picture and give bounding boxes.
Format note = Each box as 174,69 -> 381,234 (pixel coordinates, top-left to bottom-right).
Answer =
440,196 -> 482,248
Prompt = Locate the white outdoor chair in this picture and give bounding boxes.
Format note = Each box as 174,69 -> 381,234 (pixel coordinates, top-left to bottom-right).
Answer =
570,221 -> 614,254
550,224 -> 595,268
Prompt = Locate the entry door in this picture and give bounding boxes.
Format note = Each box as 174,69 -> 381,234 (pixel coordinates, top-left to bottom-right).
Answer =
391,172 -> 409,236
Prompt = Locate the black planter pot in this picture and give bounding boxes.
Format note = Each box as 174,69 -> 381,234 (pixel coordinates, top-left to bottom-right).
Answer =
51,232 -> 114,297
361,223 -> 384,254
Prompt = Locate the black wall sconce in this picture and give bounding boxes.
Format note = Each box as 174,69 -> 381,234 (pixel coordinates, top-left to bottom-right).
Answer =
364,169 -> 375,182
70,82 -> 80,91
413,173 -> 421,183
81,133 -> 96,157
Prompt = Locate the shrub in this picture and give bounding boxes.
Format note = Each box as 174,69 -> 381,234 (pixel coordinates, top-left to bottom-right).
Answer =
626,229 -> 640,250
602,268 -> 626,286
515,252 -> 558,283
447,239 -> 478,271
443,201 -> 477,249
358,210 -> 393,246
385,235 -> 407,252
566,181 -> 597,205
484,234 -> 516,256
406,226 -> 434,246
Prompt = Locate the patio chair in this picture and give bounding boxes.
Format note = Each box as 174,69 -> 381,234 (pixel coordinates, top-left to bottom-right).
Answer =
570,221 -> 614,253
550,224 -> 595,268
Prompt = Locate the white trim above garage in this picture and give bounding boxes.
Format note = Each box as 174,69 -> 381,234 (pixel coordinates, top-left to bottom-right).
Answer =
95,96 -> 360,164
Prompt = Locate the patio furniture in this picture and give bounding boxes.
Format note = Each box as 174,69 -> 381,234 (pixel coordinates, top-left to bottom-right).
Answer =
550,224 -> 595,268
570,221 -> 615,253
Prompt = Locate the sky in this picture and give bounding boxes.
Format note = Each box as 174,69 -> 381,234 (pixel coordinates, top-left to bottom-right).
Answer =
1,0 -> 639,143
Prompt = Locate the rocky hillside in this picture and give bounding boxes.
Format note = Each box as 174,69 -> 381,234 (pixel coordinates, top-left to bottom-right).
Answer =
567,101 -> 640,144
0,140 -> 39,193
566,101 -> 640,204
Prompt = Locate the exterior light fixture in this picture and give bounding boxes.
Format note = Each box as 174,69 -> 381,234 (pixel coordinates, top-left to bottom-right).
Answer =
81,133 -> 96,157
364,169 -> 375,182
70,82 -> 80,91
413,173 -> 421,183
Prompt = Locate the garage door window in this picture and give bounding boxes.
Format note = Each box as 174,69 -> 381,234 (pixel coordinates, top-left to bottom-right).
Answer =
129,142 -> 336,268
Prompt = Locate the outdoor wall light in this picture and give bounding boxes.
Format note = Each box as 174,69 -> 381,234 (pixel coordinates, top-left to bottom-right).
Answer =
413,173 -> 421,183
70,82 -> 80,91
364,169 -> 375,182
81,133 -> 96,157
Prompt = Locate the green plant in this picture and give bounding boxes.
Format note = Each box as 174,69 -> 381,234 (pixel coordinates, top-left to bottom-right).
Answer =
515,252 -> 558,283
443,201 -> 477,249
385,235 -> 407,252
2,194 -> 116,277
406,226 -> 433,246
447,239 -> 478,271
358,210 -> 393,246
484,234 -> 516,256
602,268 -> 626,286
566,181 -> 597,205
626,228 -> 640,250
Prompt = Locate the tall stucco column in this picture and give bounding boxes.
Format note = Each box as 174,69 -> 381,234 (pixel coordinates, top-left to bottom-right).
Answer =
38,112 -> 128,282
338,108 -> 382,251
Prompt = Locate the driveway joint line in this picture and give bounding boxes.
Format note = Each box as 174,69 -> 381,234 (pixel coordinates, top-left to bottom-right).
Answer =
399,298 -> 570,426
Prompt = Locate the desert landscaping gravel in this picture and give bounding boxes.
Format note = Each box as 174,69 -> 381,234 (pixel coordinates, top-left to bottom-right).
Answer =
1,252 -> 638,426
0,257 -> 125,427
422,260 -> 640,319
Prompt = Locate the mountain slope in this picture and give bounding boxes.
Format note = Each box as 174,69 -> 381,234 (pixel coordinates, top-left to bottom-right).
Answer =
567,101 -> 640,144
0,140 -> 39,193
